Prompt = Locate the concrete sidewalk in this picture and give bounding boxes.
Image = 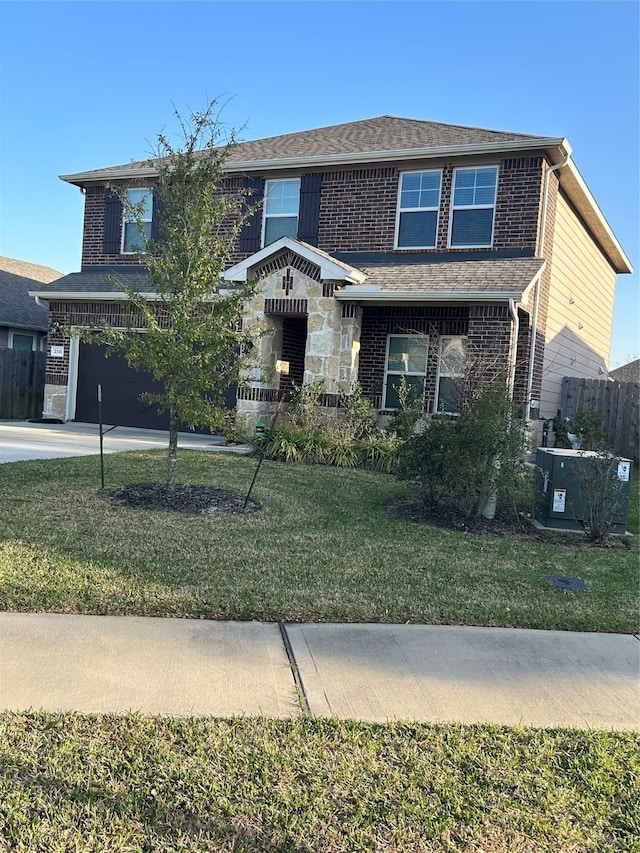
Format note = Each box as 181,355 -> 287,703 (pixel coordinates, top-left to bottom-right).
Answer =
1,613 -> 638,729
0,420 -> 251,463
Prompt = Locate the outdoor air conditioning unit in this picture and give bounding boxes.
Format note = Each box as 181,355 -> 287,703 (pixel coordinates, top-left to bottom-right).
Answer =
534,448 -> 633,534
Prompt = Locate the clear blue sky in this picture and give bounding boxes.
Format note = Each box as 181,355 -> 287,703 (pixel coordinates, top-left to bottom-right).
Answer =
1,0 -> 637,367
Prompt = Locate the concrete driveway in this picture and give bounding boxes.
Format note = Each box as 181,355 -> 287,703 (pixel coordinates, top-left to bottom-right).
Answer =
0,420 -> 249,463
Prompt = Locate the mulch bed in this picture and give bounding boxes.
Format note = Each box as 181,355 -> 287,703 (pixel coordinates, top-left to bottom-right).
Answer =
390,499 -> 630,548
106,484 -> 261,515
390,499 -> 542,540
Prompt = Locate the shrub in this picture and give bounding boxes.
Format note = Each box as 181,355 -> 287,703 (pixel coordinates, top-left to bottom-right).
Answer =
399,389 -> 528,519
259,382 -> 403,472
387,376 -> 424,440
572,408 -> 609,450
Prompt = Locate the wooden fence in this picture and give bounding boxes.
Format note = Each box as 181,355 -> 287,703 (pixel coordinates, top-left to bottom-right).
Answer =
561,376 -> 639,461
0,348 -> 45,419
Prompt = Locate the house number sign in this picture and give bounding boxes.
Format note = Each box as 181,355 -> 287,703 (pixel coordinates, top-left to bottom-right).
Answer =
50,345 -> 64,358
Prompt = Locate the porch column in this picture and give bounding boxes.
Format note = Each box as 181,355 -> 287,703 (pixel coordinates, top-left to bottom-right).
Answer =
304,283 -> 342,392
337,303 -> 363,391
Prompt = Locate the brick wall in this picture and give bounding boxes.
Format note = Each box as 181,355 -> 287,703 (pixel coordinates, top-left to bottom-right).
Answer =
79,157 -> 546,267
317,167 -> 398,253
45,300 -> 153,385
358,305 -> 469,411
82,178 -> 246,267
467,304 -> 514,388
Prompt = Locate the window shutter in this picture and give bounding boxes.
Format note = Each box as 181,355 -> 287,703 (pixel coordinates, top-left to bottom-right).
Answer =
297,173 -> 322,246
103,189 -> 122,254
151,194 -> 165,242
238,177 -> 265,254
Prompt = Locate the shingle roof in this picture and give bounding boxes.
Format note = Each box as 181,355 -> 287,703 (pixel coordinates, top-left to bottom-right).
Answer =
225,116 -> 545,162
29,268 -> 151,296
39,256 -> 544,302
357,257 -> 546,295
0,256 -> 62,330
609,359 -> 640,383
61,116 -> 551,182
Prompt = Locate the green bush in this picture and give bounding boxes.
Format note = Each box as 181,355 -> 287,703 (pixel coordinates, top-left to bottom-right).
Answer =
387,375 -> 424,440
259,382 -> 402,472
399,389 -> 529,519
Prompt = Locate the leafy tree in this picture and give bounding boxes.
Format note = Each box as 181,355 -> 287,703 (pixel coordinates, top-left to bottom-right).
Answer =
88,102 -> 260,489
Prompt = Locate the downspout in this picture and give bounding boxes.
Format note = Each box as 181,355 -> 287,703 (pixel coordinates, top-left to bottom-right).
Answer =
481,298 -> 519,521
526,153 -> 571,419
507,298 -> 519,401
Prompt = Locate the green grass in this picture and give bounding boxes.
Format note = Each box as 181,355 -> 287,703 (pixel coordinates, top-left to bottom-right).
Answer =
0,451 -> 637,631
0,713 -> 638,852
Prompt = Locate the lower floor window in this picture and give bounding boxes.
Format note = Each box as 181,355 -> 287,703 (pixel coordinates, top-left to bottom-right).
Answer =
435,336 -> 467,413
383,334 -> 429,410
9,332 -> 35,351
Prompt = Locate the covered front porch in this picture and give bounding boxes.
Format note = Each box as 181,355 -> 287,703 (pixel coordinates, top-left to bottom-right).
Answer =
222,238 -> 546,431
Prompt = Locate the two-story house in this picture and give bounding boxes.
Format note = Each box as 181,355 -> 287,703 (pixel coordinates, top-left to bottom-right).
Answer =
30,116 -> 632,434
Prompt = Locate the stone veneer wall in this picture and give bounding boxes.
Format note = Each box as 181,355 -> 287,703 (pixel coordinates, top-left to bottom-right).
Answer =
235,258 -> 354,432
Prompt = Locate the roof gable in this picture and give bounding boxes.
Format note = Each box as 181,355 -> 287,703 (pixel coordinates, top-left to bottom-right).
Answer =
223,237 -> 367,284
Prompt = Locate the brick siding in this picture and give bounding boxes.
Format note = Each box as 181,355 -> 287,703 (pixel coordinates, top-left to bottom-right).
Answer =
80,157 -> 546,266
45,299 -> 164,384
358,305 -> 469,411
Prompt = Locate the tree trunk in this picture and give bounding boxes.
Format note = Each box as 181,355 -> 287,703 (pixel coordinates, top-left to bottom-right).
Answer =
167,403 -> 178,491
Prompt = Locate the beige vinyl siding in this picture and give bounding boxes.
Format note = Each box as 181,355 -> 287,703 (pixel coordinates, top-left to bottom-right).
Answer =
541,192 -> 617,418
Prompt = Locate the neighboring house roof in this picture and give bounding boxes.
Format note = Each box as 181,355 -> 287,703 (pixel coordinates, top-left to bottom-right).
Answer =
609,359 -> 640,383
0,256 -> 62,331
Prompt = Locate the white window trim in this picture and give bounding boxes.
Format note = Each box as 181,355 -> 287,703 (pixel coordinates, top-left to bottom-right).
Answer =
121,187 -> 152,254
394,169 -> 442,250
261,178 -> 301,248
434,335 -> 467,415
8,330 -> 36,351
382,333 -> 429,410
447,166 -> 499,249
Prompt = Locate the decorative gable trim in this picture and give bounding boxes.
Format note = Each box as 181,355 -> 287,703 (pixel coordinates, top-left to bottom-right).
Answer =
223,236 -> 366,284
254,249 -> 321,282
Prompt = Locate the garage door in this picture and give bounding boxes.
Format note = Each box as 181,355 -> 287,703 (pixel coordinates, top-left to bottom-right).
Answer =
75,342 -> 236,431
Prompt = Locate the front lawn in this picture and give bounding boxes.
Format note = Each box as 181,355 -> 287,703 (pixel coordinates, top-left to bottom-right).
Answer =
0,451 -> 637,632
1,713 -> 637,852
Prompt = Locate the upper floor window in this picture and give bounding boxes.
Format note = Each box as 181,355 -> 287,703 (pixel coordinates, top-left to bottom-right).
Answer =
449,167 -> 498,248
122,188 -> 152,253
396,170 -> 441,249
383,333 -> 429,410
263,179 -> 301,246
435,335 -> 467,414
